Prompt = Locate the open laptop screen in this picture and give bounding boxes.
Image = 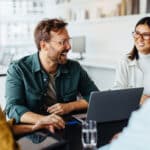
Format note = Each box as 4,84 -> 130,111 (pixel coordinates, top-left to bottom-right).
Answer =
87,87 -> 143,122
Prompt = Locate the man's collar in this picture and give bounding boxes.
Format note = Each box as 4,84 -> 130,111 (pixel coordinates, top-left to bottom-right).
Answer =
31,53 -> 70,76
32,52 -> 41,72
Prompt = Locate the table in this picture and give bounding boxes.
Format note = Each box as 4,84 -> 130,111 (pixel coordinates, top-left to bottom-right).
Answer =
56,118 -> 128,150
16,116 -> 128,150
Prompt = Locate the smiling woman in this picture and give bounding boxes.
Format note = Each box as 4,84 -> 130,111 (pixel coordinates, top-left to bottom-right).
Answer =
113,16 -> 150,105
132,25 -> 150,55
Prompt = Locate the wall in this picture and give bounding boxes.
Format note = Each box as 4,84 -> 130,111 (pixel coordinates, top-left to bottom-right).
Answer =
83,66 -> 115,90
68,15 -> 148,61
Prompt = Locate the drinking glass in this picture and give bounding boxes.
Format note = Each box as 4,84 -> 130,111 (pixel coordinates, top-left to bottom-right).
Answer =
82,120 -> 97,149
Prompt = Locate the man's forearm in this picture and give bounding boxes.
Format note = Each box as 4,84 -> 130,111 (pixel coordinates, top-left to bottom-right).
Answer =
20,111 -> 65,133
69,99 -> 88,112
20,111 -> 45,124
12,124 -> 35,135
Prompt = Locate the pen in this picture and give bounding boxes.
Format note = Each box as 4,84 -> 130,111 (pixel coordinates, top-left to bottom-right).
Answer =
66,120 -> 79,125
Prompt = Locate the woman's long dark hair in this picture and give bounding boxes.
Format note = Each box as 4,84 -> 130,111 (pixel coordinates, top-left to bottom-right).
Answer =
128,17 -> 150,60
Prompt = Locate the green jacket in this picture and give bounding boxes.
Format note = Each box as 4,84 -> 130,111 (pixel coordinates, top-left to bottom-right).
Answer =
5,52 -> 99,123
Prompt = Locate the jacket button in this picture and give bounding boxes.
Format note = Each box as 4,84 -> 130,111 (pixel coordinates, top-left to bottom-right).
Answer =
44,93 -> 47,96
43,78 -> 47,82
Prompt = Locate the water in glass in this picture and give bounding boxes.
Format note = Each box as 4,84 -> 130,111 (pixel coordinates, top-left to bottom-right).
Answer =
82,120 -> 97,149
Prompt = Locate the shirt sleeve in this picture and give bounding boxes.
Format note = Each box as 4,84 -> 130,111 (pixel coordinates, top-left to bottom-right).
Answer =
5,62 -> 30,123
112,56 -> 129,89
78,64 -> 99,101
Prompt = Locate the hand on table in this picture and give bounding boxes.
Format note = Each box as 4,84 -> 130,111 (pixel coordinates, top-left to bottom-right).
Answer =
32,114 -> 65,133
47,103 -> 73,115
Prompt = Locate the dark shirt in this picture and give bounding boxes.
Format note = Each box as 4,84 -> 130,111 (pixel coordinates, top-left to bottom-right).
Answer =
5,52 -> 99,123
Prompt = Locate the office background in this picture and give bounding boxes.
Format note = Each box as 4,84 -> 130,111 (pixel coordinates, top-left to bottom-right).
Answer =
0,0 -> 150,108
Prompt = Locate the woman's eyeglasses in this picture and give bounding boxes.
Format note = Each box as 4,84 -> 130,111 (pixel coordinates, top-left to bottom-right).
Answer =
132,31 -> 150,40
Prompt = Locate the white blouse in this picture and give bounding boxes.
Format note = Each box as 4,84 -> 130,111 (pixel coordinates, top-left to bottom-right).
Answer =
113,53 -> 150,95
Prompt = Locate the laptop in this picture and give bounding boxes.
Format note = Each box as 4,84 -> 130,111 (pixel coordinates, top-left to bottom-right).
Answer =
87,87 -> 143,122
73,87 -> 143,123
72,87 -> 143,147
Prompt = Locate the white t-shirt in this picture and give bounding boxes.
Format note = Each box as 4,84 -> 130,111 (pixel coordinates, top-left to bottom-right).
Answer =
138,52 -> 150,94
113,53 -> 150,95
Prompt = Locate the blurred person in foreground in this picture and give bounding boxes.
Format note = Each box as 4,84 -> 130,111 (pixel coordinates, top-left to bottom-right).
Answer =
99,98 -> 150,150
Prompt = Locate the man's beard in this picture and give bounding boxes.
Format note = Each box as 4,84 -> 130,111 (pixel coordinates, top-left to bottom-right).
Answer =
57,53 -> 68,64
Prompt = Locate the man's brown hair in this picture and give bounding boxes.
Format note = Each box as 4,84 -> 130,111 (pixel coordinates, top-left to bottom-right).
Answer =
34,18 -> 68,51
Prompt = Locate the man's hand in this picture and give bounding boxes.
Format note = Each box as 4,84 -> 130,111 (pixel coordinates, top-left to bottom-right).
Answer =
140,95 -> 150,105
32,114 -> 65,133
47,103 -> 73,115
47,100 -> 88,115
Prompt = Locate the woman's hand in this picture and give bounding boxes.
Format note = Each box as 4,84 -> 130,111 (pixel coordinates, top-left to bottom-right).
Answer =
140,95 -> 150,105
